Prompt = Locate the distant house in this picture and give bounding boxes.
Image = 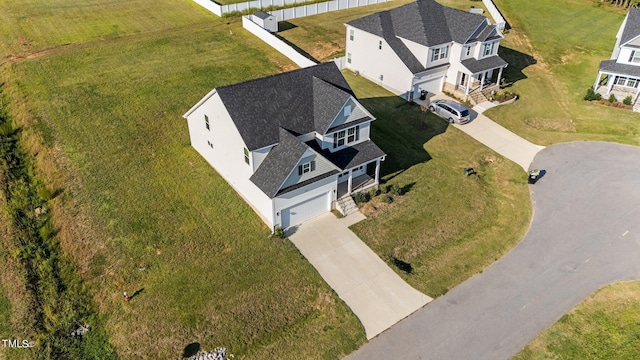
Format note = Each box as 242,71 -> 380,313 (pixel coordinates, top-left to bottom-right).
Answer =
344,0 -> 508,104
183,63 -> 385,230
594,7 -> 640,110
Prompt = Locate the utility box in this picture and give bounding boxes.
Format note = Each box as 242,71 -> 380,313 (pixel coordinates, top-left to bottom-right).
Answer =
252,11 -> 278,33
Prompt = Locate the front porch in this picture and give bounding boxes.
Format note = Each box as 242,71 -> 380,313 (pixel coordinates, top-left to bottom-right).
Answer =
337,174 -> 377,198
594,63 -> 640,111
453,56 -> 508,105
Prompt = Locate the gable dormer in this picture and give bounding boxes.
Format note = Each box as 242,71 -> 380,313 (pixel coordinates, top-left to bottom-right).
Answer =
317,98 -> 375,152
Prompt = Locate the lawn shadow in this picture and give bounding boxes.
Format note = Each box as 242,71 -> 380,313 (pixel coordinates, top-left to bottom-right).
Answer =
389,255 -> 413,274
182,342 -> 200,358
130,288 -> 145,301
360,96 -> 448,181
278,21 -> 297,32
273,33 -> 319,64
498,46 -> 536,87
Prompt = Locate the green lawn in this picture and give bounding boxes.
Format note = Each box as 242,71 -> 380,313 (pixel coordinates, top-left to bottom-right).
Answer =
487,0 -> 640,145
344,72 -> 531,296
515,281 -> 640,359
0,0 -> 363,358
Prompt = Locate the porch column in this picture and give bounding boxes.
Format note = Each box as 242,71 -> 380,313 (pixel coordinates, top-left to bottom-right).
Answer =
347,169 -> 353,194
607,74 -> 615,94
374,159 -> 381,184
496,67 -> 504,88
593,71 -> 602,91
635,87 -> 640,102
465,72 -> 471,95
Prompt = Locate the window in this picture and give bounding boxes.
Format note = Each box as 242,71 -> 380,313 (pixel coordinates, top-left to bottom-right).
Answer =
379,40 -> 382,50
630,50 -> 640,63
207,140 -> 213,148
431,46 -> 448,62
298,161 -> 315,175
347,52 -> 352,64
333,125 -> 360,148
347,127 -> 357,142
349,29 -> 354,41
483,42 -> 495,56
344,105 -> 352,117
243,147 -> 250,165
379,74 -> 384,81
205,114 -> 210,131
616,76 -> 628,86
628,78 -> 639,88
465,46 -> 471,57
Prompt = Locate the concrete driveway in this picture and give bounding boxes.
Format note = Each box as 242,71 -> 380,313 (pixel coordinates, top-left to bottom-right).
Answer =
420,94 -> 545,171
348,142 -> 640,359
287,213 -> 432,339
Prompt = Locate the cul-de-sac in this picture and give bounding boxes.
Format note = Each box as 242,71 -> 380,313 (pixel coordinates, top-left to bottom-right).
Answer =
1,0 -> 640,358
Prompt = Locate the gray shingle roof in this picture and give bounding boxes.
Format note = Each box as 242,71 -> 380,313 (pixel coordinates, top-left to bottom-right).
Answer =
249,128 -> 309,198
313,77 -> 352,134
216,62 -> 354,151
599,59 -> 640,78
254,11 -> 271,20
461,55 -> 508,73
621,8 -> 640,46
306,139 -> 386,170
347,0 -> 488,47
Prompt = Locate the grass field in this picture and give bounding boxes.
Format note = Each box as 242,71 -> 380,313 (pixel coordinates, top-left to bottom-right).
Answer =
515,281 -> 640,359
344,72 -> 531,296
0,1 -> 364,358
486,0 -> 640,145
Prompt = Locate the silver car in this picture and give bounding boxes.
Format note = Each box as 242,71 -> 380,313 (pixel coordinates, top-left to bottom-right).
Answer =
428,100 -> 471,124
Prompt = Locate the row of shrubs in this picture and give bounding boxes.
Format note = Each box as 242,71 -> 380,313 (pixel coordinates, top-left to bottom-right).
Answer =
354,183 -> 406,205
0,89 -> 116,358
584,87 -> 633,106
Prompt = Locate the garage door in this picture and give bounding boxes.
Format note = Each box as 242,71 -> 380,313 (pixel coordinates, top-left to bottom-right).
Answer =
281,193 -> 329,228
417,77 -> 442,95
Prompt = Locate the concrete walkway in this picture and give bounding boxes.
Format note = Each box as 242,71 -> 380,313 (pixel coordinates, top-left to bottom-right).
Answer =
420,94 -> 545,171
347,142 -> 640,359
287,213 -> 432,339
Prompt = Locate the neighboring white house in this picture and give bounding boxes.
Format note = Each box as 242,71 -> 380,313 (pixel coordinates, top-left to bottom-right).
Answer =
344,0 -> 508,103
594,7 -> 640,110
183,62 -> 385,230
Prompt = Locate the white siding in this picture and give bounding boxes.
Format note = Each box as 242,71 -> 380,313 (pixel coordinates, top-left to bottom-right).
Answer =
280,150 -> 337,189
426,43 -> 452,68
186,93 -> 274,228
320,122 -> 371,152
345,25 -> 415,95
399,37 -> 429,68
617,47 -> 640,66
326,98 -> 373,130
252,144 -> 275,172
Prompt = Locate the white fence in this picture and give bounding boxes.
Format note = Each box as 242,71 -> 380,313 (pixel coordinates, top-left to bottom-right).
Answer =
242,16 -> 317,68
194,0 -> 388,18
482,0 -> 506,31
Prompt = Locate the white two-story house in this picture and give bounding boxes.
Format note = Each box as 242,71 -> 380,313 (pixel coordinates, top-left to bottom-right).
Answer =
344,0 -> 508,103
183,62 -> 386,230
594,7 -> 640,110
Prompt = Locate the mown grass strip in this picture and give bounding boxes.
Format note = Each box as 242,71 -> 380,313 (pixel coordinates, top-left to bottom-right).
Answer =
0,87 -> 117,359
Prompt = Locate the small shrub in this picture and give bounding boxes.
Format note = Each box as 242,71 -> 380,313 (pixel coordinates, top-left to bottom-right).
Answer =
623,95 -> 633,106
381,194 -> 393,204
354,191 -> 370,204
273,226 -> 285,239
368,187 -> 380,197
608,93 -> 617,103
391,184 -> 403,196
583,87 -> 602,101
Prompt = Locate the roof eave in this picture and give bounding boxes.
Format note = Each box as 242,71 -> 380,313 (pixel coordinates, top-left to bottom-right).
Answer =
183,89 -> 217,118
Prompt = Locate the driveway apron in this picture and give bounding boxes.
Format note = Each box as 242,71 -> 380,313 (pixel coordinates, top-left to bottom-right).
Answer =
287,213 -> 432,339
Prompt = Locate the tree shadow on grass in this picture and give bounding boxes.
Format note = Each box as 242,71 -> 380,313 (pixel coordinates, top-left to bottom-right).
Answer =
359,96 -> 448,181
182,342 -> 200,358
498,46 -> 537,87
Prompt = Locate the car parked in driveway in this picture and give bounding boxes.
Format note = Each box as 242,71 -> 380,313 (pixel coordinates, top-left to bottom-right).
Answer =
428,99 -> 471,124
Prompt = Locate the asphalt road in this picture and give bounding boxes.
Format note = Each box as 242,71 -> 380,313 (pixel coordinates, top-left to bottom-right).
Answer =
347,142 -> 640,360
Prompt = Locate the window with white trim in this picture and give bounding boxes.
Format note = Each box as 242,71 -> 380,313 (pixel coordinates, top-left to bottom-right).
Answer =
243,147 -> 250,165
205,115 -> 210,130
483,42 -> 495,56
347,52 -> 352,64
616,76 -> 628,86
298,161 -> 316,175
343,105 -> 352,117
379,40 -> 382,50
333,125 -> 360,148
630,50 -> 640,63
628,78 -> 639,88
349,29 -> 354,41
431,46 -> 448,62
465,45 -> 471,57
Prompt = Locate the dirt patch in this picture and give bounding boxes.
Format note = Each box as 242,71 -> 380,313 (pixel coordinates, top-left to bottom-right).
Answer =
524,117 -> 576,132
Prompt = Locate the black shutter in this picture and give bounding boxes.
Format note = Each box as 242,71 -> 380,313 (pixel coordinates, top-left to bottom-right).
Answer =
355,125 -> 360,141
311,161 -> 316,171
298,165 -> 302,176
333,133 -> 337,148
